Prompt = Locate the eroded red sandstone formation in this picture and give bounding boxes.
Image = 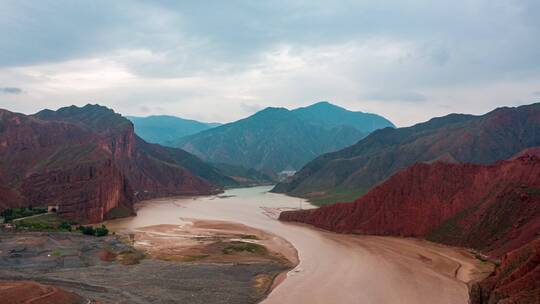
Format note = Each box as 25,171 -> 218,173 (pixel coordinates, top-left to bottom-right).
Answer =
281,155 -> 540,254
470,239 -> 540,304
0,105 -> 220,223
280,152 -> 540,303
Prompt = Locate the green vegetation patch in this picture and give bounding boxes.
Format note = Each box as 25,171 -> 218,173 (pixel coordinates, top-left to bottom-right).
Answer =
13,213 -> 74,232
79,225 -> 109,237
2,206 -> 47,222
51,249 -> 63,257
308,187 -> 368,206
222,241 -> 267,255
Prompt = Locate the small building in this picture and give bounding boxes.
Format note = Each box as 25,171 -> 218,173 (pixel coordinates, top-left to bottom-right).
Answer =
47,205 -> 59,213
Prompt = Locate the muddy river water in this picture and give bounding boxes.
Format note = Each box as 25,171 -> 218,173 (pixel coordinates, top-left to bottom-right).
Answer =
106,186 -> 492,304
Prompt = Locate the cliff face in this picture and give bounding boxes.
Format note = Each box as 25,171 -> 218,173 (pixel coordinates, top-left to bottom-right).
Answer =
280,154 -> 540,255
0,109 -> 134,223
280,152 -> 540,303
20,158 -> 134,223
34,104 -> 226,199
0,105 -> 229,223
274,103 -> 540,204
470,239 -> 540,304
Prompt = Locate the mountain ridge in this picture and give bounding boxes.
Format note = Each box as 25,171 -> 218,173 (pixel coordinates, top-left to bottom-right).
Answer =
0,104 -> 237,222
175,101 -> 394,174
273,102 -> 540,204
127,114 -> 220,146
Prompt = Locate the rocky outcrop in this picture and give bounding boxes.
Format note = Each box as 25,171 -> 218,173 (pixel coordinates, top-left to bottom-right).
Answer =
280,155 -> 540,255
470,239 -> 540,304
274,103 -> 540,203
0,108 -> 134,222
0,105 -> 232,223
280,152 -> 540,303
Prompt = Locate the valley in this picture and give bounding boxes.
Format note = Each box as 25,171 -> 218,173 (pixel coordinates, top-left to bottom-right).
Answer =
2,2 -> 540,303
104,186 -> 493,304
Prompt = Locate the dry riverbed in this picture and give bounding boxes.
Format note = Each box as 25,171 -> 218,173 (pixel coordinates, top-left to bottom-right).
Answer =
0,230 -> 290,303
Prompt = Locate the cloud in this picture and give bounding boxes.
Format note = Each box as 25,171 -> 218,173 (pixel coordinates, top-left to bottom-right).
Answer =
0,1 -> 539,126
360,90 -> 427,103
0,87 -> 22,94
534,91 -> 540,96
139,106 -> 150,113
240,103 -> 263,114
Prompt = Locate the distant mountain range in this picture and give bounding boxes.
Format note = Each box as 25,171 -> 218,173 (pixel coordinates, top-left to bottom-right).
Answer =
127,115 -> 220,145
0,104 -> 238,223
273,103 -> 540,204
175,101 -> 395,175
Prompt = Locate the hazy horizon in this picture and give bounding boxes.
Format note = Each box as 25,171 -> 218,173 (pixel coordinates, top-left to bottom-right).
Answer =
1,1 -> 540,127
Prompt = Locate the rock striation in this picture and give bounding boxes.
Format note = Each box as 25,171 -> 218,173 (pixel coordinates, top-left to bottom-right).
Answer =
280,150 -> 540,303
280,154 -> 540,254
274,103 -> 540,203
0,105 -> 231,223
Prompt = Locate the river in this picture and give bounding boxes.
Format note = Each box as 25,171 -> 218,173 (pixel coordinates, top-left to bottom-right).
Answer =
106,186 -> 491,304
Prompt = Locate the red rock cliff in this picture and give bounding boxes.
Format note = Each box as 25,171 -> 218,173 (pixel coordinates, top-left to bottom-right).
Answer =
0,105 -> 223,223
281,155 -> 540,255
470,239 -> 540,304
0,109 -> 134,223
33,104 -> 219,200
280,152 -> 540,303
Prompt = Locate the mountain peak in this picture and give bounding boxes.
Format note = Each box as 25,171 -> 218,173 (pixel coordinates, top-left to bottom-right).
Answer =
292,101 -> 395,131
34,103 -> 131,133
250,107 -> 290,119
309,101 -> 340,108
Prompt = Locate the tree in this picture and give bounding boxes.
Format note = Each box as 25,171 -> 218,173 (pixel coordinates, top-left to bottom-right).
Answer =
95,225 -> 109,237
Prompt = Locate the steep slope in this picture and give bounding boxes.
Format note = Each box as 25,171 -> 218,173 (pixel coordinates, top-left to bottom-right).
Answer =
274,103 -> 540,203
127,115 -> 220,146
211,162 -> 274,185
34,104 -> 234,195
0,108 -> 134,223
470,238 -> 540,304
0,105 -> 234,222
175,102 -> 393,174
280,152 -> 540,303
292,101 -> 395,132
279,154 -> 540,255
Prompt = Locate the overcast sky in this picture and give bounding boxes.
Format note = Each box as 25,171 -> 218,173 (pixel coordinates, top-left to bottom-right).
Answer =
1,0 -> 539,126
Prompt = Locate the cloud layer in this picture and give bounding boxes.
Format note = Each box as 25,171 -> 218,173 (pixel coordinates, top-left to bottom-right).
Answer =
1,0 -> 539,126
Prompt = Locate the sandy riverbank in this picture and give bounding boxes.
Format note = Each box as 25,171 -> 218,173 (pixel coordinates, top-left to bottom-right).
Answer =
127,219 -> 297,266
105,186 -> 494,304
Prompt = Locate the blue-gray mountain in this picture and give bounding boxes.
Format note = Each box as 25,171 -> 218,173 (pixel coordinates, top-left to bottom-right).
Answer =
174,102 -> 394,175
127,115 -> 220,145
273,102 -> 540,205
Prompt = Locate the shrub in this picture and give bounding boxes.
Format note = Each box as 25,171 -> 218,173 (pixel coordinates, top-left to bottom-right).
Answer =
58,221 -> 72,231
78,225 -> 109,237
79,225 -> 96,236
95,225 -> 109,237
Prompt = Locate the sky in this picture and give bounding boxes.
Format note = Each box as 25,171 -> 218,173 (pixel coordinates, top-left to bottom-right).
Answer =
1,0 -> 539,127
